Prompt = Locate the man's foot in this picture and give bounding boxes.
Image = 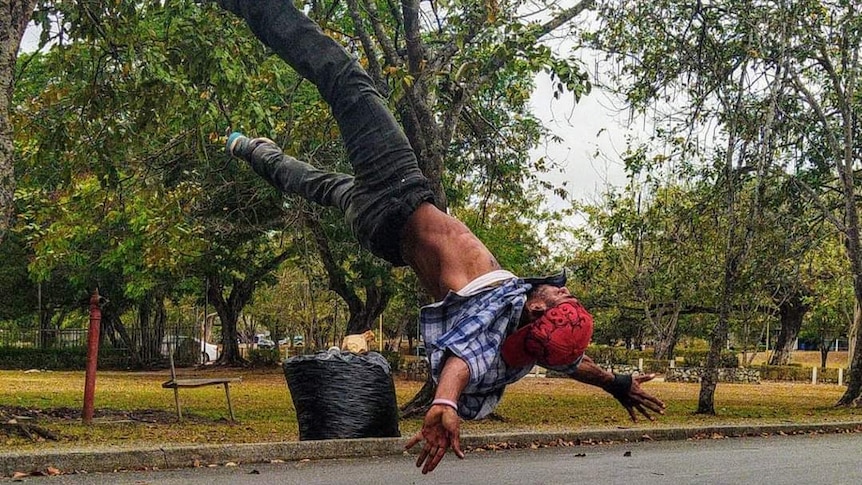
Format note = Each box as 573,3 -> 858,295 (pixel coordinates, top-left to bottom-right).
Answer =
226,132 -> 275,159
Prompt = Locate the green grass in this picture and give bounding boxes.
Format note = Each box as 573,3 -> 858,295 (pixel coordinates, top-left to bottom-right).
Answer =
1,367 -> 861,452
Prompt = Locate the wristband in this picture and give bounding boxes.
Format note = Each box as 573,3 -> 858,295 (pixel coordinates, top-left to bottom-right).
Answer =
432,398 -> 458,412
605,373 -> 633,399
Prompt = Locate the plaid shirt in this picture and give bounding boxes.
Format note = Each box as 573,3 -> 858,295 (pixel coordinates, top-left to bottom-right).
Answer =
420,278 -> 582,419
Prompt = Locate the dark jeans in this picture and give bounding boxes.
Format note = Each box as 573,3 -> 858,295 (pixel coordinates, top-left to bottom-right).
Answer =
222,0 -> 435,266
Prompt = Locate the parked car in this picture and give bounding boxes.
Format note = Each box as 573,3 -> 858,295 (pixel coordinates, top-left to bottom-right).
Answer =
278,335 -> 304,347
253,334 -> 276,349
161,335 -> 219,364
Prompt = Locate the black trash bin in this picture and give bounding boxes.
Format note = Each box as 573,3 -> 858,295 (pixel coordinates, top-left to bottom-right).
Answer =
283,348 -> 400,440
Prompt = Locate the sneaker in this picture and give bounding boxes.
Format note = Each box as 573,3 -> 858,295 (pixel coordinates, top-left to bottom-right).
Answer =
226,132 -> 275,159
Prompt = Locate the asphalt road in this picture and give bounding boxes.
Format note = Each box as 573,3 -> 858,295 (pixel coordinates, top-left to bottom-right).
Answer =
10,432 -> 862,485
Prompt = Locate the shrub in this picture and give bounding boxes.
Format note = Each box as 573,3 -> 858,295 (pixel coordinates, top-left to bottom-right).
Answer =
587,345 -> 651,365
757,364 -> 811,382
641,359 -> 670,374
677,349 -> 739,368
247,348 -> 281,368
380,351 -> 401,373
0,345 -> 135,370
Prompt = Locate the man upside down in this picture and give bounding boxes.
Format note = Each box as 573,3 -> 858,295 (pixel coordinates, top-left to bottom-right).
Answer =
215,0 -> 665,474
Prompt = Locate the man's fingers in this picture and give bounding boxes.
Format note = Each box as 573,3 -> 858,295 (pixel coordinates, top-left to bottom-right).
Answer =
451,434 -> 465,459
405,431 -> 423,450
423,446 -> 447,474
626,405 -> 638,422
634,373 -> 656,384
415,446 -> 430,468
634,403 -> 654,421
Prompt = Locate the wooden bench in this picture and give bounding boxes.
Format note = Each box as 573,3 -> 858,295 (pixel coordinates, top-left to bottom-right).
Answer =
162,350 -> 242,421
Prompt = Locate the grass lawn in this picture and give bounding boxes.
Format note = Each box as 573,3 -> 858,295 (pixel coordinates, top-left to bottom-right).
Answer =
1,366 -> 861,452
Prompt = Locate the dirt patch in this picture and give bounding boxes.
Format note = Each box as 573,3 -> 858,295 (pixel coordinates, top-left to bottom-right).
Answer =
0,405 -> 216,442
0,405 -> 209,424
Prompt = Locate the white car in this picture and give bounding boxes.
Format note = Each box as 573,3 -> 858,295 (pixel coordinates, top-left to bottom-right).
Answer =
161,335 -> 219,364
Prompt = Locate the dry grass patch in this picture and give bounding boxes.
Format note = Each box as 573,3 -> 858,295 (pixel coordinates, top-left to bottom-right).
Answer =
0,368 -> 860,452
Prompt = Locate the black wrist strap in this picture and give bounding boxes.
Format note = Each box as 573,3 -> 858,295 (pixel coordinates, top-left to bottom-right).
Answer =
606,373 -> 632,399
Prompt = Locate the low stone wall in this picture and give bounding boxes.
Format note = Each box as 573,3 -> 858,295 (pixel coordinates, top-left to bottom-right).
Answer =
665,367 -> 760,384
547,364 -> 640,378
402,359 -> 430,381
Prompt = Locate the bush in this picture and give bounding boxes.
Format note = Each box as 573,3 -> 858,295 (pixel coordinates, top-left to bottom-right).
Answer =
757,364 -> 811,382
0,346 -> 135,371
247,348 -> 281,368
587,345 -> 651,365
641,359 -> 670,374
677,349 -> 739,368
380,351 -> 401,373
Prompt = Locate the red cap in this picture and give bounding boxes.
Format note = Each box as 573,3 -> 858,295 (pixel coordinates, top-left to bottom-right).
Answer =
502,301 -> 593,368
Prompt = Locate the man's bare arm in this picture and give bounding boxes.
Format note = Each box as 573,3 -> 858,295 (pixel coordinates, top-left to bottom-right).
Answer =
405,354 -> 469,474
570,355 -> 666,421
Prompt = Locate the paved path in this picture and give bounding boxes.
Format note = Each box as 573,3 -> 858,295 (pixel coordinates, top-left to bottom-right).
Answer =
11,431 -> 862,485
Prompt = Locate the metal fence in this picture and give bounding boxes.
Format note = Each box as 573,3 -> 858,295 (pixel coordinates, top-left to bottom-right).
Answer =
0,323 -> 214,369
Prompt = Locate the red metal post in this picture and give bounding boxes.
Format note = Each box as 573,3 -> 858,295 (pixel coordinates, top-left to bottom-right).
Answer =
82,289 -> 101,425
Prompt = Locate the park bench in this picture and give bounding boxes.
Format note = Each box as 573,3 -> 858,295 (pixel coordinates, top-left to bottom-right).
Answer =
162,350 -> 242,421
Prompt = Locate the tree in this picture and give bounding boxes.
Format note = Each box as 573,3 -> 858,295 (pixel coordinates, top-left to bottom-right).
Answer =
0,0 -> 37,247
583,0 -> 862,412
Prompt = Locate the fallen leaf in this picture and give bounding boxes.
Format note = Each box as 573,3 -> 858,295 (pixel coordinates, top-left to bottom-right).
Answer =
12,471 -> 28,479
46,467 -> 61,476
623,451 -> 632,457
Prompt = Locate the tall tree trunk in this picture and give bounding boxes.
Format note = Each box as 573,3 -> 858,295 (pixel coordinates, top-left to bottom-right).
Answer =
208,275 -> 245,366
138,292 -> 167,364
0,1 -> 37,247
849,303 -> 860,372
649,304 -> 681,360
304,214 -> 391,335
769,293 -> 809,366
819,338 -> 831,369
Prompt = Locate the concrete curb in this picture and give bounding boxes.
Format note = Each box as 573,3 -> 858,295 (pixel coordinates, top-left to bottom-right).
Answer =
2,421 -> 861,476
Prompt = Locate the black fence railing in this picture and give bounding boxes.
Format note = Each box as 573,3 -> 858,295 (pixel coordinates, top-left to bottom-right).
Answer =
0,324 -> 217,369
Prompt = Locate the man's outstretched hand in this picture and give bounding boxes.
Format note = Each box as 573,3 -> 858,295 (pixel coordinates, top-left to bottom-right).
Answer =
609,373 -> 666,421
405,404 -> 465,474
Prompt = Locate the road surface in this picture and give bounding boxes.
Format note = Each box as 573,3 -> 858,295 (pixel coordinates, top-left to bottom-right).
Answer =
11,431 -> 862,484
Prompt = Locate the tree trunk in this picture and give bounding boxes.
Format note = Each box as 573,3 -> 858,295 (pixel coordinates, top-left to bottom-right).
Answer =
304,214 -> 391,335
838,276 -> 862,406
138,292 -> 167,364
646,303 -> 680,360
400,376 -> 435,418
0,0 -> 37,247
208,276 -> 245,366
652,336 -> 677,361
819,338 -> 831,369
849,303 -> 860,372
768,293 -> 809,366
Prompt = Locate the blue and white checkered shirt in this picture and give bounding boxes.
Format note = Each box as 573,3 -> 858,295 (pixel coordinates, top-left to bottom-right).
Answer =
420,277 -> 582,419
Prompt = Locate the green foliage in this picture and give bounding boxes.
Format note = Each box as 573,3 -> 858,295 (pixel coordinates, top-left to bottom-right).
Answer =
677,350 -> 739,369
380,350 -> 402,373
247,348 -> 281,368
0,346 -> 129,370
757,365 -> 813,382
586,345 -> 652,365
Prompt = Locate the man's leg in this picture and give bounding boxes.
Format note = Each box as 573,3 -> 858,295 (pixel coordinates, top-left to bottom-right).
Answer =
218,0 -> 435,265
228,133 -> 354,212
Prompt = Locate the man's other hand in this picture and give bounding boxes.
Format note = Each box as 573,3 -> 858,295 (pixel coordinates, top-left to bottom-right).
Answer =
405,404 -> 464,474
612,373 -> 666,421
